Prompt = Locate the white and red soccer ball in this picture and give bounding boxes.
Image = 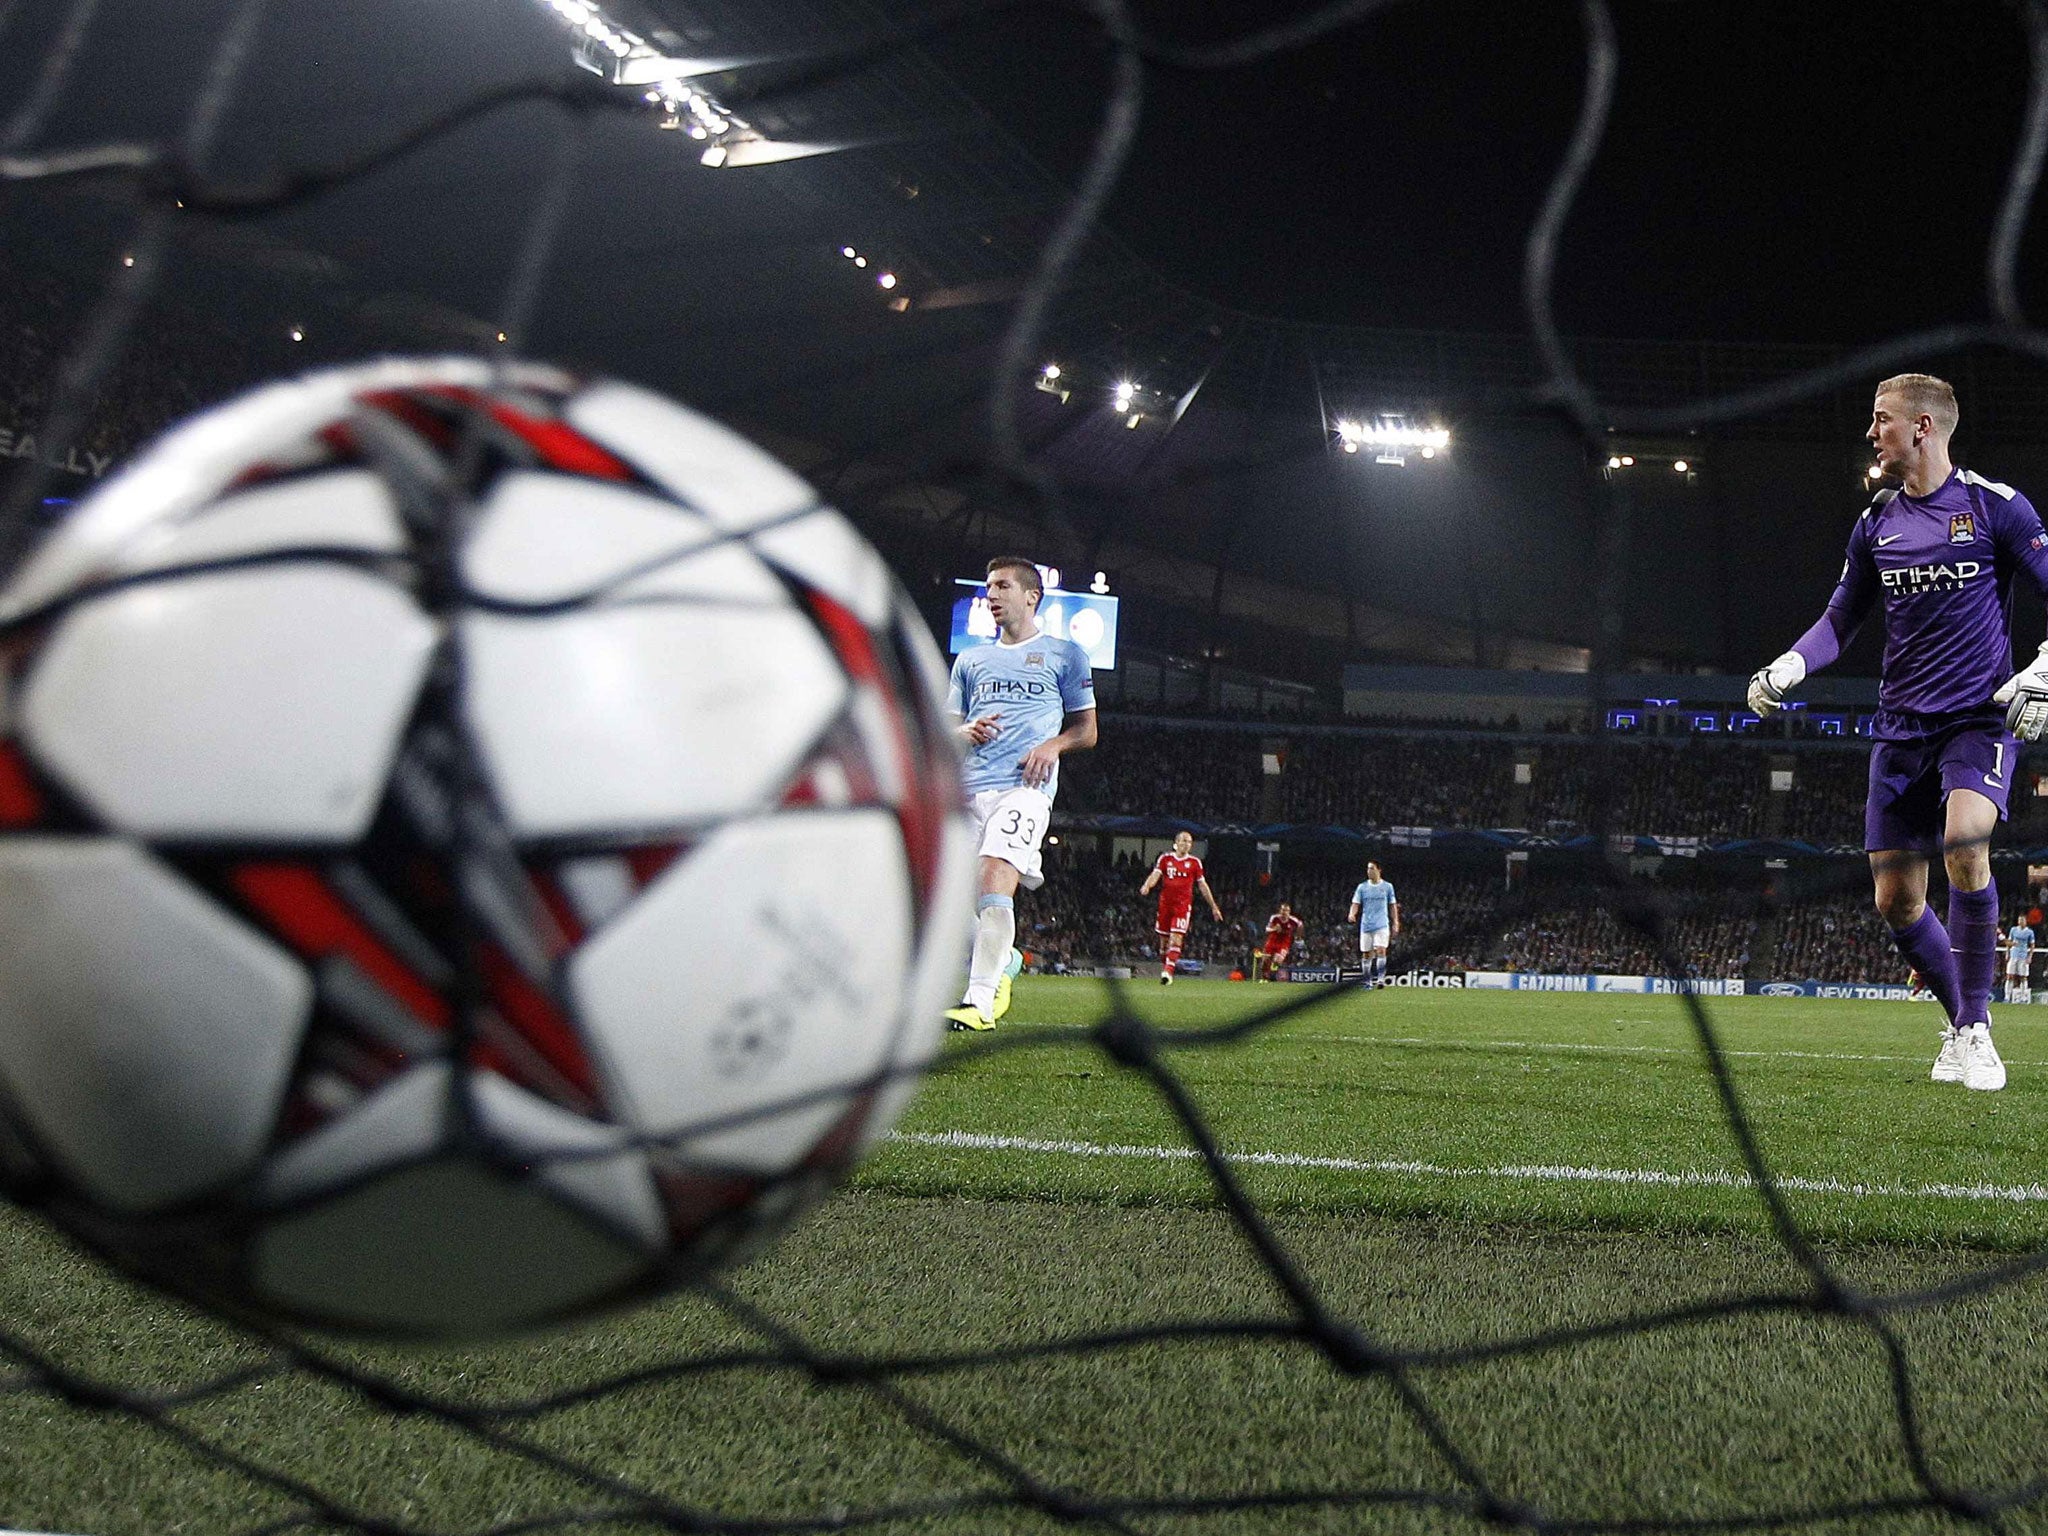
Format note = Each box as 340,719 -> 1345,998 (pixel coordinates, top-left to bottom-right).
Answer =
0,358 -> 970,1336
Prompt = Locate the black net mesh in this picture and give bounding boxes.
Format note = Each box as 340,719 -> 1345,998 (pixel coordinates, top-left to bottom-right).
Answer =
7,0 -> 2048,1530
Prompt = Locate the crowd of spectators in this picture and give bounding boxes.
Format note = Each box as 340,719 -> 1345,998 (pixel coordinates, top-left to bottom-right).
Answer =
1103,697 -> 1556,733
1073,720 -> 1925,844
1071,728 -> 1267,824
1533,745 -> 1770,839
1,257 -> 303,496
1277,737 -> 1516,830
1773,889 -> 1906,986
1776,752 -> 1873,845
1484,889 -> 1756,978
1017,848 -> 1300,972
1015,850 -> 1770,979
1016,834 -> 1983,983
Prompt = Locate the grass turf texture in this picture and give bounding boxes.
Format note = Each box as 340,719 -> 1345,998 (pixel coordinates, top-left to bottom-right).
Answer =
7,980 -> 2048,1534
883,981 -> 2048,1250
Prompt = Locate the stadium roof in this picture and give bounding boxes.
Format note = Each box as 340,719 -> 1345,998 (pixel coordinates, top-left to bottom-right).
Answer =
5,0 -> 2048,684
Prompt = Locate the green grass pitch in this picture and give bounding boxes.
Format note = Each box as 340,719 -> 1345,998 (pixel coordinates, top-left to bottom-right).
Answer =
8,978 -> 2048,1534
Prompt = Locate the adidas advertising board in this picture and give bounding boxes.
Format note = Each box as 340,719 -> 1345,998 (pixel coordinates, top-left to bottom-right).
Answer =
1274,968 -> 1466,986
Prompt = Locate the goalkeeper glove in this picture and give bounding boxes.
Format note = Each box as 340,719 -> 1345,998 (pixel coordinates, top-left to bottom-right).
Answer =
1995,640 -> 2048,739
1746,650 -> 1805,715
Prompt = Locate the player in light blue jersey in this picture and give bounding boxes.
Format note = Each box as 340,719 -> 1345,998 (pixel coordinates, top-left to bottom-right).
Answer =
940,556 -> 1097,1030
1347,862 -> 1400,987
2002,917 -> 2036,1006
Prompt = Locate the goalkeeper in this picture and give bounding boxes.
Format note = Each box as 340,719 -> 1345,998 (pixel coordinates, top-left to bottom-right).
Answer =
1749,374 -> 2048,1092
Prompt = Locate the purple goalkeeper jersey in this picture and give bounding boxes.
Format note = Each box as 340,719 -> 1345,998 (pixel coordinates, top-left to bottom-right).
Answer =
1794,469 -> 2048,730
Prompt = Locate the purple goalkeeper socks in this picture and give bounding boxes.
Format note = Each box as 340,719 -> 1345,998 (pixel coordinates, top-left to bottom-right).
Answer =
1889,907 -> 1961,1027
1948,881 -> 2000,1027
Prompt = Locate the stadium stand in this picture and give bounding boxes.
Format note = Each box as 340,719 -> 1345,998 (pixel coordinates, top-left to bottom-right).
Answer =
0,258 -> 272,478
1076,716 -> 1879,841
1025,712 -> 2048,981
1774,886 -> 1919,987
1023,846 -> 1768,979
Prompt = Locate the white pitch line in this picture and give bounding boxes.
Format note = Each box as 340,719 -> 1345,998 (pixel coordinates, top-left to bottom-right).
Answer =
1292,1033 -> 1987,1067
890,1130 -> 2048,1205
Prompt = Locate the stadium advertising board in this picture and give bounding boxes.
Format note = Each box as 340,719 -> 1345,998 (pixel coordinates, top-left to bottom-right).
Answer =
1274,967 -> 1465,986
1753,981 -> 1935,1001
1387,969 -> 1466,987
0,426 -> 114,479
1458,974 -> 1950,999
1463,972 -> 1746,996
950,580 -> 1120,670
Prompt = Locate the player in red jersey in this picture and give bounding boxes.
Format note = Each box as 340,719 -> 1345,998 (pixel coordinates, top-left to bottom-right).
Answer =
1253,902 -> 1305,982
1138,830 -> 1224,985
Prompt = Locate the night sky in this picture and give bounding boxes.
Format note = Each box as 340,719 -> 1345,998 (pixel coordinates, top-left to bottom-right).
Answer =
7,0 -> 2048,670
935,0 -> 2047,342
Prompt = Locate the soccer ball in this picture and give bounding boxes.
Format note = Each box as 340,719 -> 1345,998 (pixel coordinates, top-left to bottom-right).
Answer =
0,358 -> 971,1337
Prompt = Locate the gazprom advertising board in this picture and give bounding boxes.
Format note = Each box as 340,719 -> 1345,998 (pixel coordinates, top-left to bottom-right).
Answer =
949,580 -> 1120,670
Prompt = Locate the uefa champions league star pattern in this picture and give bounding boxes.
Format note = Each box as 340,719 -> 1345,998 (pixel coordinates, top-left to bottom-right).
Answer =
0,359 -> 970,1336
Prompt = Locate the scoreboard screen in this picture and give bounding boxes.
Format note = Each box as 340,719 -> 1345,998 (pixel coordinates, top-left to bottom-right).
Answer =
949,581 -> 1119,670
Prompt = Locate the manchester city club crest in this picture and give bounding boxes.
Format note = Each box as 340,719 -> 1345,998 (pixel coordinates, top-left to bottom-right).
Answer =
1026,652 -> 1044,668
1950,510 -> 1976,543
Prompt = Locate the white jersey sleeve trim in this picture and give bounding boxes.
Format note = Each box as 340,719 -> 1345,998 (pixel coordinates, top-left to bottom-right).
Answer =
1961,469 -> 2018,500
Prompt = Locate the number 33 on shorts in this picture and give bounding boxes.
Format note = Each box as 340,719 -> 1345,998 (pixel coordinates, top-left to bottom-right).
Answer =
969,785 -> 1053,887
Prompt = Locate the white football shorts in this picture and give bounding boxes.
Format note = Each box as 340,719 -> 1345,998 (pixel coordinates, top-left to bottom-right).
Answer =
969,785 -> 1053,890
2008,956 -> 2031,977
1359,925 -> 1391,952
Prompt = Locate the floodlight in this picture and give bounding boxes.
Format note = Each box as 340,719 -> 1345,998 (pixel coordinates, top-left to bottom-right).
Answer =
702,137 -> 849,167
1620,455 -> 1635,466
841,246 -> 857,259
1340,419 -> 1450,452
877,272 -> 897,289
289,326 -> 304,342
613,52 -> 755,86
1867,465 -> 1882,480
1673,460 -> 1689,473
1042,363 -> 1061,380
1607,456 -> 1622,469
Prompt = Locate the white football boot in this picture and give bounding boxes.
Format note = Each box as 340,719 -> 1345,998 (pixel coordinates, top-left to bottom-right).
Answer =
1930,1026 -> 1966,1084
1962,1023 -> 2007,1092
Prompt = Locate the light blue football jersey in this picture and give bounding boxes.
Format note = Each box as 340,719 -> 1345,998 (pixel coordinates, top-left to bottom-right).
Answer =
1351,879 -> 1396,931
946,630 -> 1095,801
2010,924 -> 2036,962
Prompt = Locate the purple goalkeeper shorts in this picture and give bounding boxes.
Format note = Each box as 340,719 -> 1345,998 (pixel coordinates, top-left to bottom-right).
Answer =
1865,709 -> 2016,854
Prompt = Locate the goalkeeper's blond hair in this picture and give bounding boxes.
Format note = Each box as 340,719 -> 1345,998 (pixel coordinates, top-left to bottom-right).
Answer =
1875,373 -> 1959,438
